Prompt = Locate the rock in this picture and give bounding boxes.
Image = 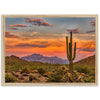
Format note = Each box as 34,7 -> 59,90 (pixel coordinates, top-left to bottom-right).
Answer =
81,73 -> 86,76
22,73 -> 29,76
19,77 -> 25,80
7,71 -> 47,82
31,70 -> 38,73
43,72 -> 51,77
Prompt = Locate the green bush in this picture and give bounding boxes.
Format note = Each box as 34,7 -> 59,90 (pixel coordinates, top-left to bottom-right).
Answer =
73,64 -> 95,82
47,68 -> 88,82
38,68 -> 47,75
47,67 -> 67,82
21,68 -> 30,74
5,73 -> 17,82
74,64 -> 91,74
84,76 -> 95,82
47,74 -> 62,82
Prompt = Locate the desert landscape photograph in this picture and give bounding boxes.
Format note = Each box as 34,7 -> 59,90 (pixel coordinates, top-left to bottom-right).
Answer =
3,15 -> 97,84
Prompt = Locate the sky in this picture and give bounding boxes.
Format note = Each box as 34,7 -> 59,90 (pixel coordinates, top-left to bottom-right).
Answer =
5,17 -> 95,61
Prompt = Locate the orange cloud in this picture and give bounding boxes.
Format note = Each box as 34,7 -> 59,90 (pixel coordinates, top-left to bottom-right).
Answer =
20,33 -> 26,35
5,31 -> 20,38
38,22 -> 54,26
9,28 -> 18,30
9,24 -> 27,27
5,31 -> 95,60
25,18 -> 54,27
27,18 -> 44,22
77,41 -> 95,52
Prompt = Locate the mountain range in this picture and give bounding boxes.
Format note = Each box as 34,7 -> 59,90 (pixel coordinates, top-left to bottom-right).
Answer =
6,54 -> 95,66
21,53 -> 69,64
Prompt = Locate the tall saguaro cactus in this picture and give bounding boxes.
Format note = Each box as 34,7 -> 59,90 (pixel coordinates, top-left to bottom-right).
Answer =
66,32 -> 76,73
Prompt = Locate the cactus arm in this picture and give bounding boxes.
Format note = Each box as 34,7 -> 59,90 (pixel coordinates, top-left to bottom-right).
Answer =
70,32 -> 72,59
69,43 -> 71,61
66,36 -> 70,60
69,42 -> 73,72
72,42 -> 76,60
70,32 -> 72,45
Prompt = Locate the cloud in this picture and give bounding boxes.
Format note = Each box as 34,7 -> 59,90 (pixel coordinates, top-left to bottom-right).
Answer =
89,21 -> 95,26
9,28 -> 18,30
29,32 -> 41,36
67,28 -> 79,33
78,47 -> 95,52
26,18 -> 44,22
88,19 -> 95,26
86,30 -> 95,33
15,43 -> 50,48
86,19 -> 95,33
39,22 -> 54,26
82,47 -> 95,52
9,24 -> 27,27
77,41 -> 95,52
5,31 -> 20,38
20,33 -> 26,35
28,32 -> 61,39
25,18 -> 54,27
14,39 -> 65,48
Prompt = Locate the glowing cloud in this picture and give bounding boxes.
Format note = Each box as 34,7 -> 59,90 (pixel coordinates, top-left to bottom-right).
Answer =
9,24 -> 27,27
67,28 -> 79,33
5,31 -> 20,38
9,28 -> 18,30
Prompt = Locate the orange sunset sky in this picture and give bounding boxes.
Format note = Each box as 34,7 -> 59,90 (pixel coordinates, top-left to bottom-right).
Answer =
5,17 -> 95,61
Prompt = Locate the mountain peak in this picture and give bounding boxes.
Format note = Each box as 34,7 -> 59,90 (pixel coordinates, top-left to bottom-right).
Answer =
32,53 -> 41,55
52,56 -> 58,58
21,53 -> 68,64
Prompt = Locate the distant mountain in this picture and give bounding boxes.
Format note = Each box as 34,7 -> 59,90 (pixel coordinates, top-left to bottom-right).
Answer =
74,55 -> 95,66
5,54 -> 95,66
21,53 -> 69,64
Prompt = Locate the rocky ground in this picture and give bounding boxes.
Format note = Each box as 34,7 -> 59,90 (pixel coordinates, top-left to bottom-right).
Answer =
5,70 -> 49,83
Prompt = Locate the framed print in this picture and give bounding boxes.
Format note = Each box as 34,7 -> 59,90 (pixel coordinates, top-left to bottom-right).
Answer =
1,15 -> 98,86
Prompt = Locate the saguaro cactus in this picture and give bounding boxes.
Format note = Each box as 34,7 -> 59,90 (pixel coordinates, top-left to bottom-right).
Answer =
66,32 -> 76,73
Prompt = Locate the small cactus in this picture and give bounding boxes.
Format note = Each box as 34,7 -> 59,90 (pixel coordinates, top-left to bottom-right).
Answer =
66,32 -> 76,73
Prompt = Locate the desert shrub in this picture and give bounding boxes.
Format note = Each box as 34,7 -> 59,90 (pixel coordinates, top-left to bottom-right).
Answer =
74,64 -> 95,82
47,74 -> 62,82
63,70 -> 87,82
21,68 -> 30,74
5,73 -> 17,82
89,67 -> 95,75
29,76 -> 37,82
74,65 -> 91,74
47,66 -> 68,82
84,75 -> 95,82
48,68 -> 88,82
38,68 -> 46,75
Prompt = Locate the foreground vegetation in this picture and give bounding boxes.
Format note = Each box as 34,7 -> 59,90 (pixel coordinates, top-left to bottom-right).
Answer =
5,55 -> 95,83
